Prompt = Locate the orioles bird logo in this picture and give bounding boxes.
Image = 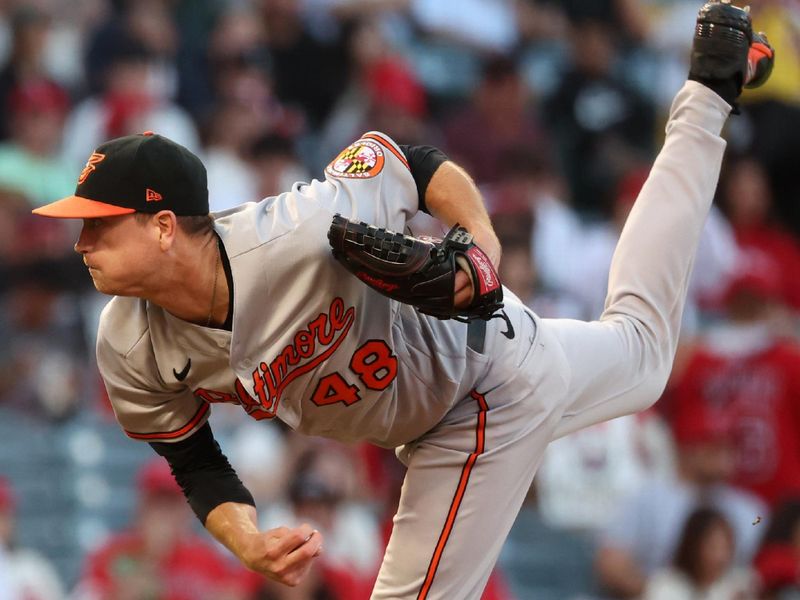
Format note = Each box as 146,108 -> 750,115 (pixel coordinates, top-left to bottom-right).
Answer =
78,152 -> 106,184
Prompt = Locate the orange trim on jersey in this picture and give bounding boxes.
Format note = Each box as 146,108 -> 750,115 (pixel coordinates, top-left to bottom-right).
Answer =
362,133 -> 410,171
124,402 -> 210,441
417,390 -> 489,600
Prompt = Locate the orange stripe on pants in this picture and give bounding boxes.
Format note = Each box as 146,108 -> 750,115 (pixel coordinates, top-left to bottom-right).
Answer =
417,390 -> 489,600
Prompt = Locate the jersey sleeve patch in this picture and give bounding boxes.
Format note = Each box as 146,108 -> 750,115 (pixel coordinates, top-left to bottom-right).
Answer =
326,138 -> 387,179
325,132 -> 412,180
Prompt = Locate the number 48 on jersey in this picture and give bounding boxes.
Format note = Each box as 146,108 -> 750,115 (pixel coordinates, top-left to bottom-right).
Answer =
312,340 -> 398,406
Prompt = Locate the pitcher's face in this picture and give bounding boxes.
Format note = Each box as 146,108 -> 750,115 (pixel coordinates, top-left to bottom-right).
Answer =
74,214 -> 162,296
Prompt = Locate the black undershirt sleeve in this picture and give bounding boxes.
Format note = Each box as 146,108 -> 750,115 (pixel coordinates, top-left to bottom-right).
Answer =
398,144 -> 449,214
149,422 -> 255,525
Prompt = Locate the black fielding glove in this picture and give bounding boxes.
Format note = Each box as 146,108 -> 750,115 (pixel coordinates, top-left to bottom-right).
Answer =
328,214 -> 503,322
744,32 -> 774,89
688,1 -> 774,110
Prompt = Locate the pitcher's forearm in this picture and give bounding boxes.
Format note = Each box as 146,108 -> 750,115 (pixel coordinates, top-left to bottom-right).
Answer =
425,161 -> 501,266
206,501 -> 261,562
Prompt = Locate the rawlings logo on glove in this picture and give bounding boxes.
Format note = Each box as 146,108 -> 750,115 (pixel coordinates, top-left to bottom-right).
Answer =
327,214 -> 503,322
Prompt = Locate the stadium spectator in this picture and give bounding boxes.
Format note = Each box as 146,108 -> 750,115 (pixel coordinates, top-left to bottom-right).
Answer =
0,252 -> 90,420
715,153 -> 800,312
357,44 -> 428,145
498,236 -> 584,319
0,477 -> 65,599
736,0 -> 800,238
0,79 -> 74,208
248,134 -> 310,201
84,0 -> 179,100
557,0 -> 649,45
0,185 -> 76,268
317,16 -> 429,176
530,165 -> 737,324
531,167 -> 652,319
754,498 -> 800,599
595,403 -> 766,598
537,409 -> 675,534
664,260 -> 800,506
643,507 -> 758,600
0,5 -> 55,141
163,0 -> 229,120
442,55 -> 547,185
481,147 -> 574,310
543,17 -> 654,214
72,460 -> 255,600
202,99 -> 261,212
33,0 -> 105,93
202,7 -> 308,210
495,229 -> 537,306
205,6 -> 272,123
259,0 -> 352,129
61,33 -> 199,171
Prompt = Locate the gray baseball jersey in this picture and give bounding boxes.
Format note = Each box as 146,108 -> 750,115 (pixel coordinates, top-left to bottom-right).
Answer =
98,131 -> 484,448
97,83 -> 731,599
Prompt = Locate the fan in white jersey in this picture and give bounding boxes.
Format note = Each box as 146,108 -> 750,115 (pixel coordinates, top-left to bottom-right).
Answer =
32,5 -> 774,598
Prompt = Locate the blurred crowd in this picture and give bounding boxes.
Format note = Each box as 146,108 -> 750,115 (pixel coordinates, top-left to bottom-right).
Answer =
2,0 -> 800,598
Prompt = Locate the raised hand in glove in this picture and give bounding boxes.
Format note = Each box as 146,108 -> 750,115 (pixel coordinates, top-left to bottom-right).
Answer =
328,214 -> 503,322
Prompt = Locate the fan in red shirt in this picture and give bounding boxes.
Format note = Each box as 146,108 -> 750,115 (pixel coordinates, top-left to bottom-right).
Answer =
664,260 -> 800,506
73,460 -> 258,600
716,153 -> 800,310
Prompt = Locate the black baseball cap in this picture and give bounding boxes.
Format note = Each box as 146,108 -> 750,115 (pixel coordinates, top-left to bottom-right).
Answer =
33,132 -> 208,218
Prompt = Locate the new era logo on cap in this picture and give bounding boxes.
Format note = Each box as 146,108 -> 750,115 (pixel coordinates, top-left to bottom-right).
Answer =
31,132 -> 208,219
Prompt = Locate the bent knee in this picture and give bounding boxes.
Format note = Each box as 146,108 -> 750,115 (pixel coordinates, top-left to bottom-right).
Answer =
629,366 -> 671,413
615,316 -> 675,412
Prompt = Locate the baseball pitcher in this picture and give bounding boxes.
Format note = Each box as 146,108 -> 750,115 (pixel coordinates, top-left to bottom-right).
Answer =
33,3 -> 774,598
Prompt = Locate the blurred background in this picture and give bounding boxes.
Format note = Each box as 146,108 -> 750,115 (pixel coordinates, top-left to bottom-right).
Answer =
1,0 -> 800,598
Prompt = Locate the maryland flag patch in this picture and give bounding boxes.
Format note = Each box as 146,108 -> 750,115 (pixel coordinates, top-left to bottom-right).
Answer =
326,139 -> 385,179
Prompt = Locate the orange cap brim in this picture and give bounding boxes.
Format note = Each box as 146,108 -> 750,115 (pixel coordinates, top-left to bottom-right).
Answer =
32,196 -> 136,218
